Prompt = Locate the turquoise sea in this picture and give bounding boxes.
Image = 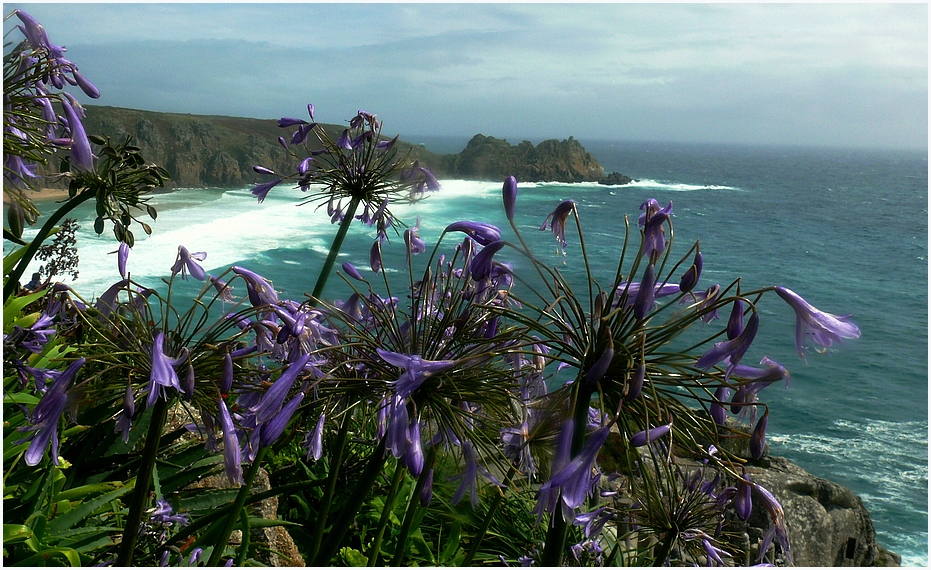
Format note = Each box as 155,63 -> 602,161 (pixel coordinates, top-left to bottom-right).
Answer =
17,140 -> 928,565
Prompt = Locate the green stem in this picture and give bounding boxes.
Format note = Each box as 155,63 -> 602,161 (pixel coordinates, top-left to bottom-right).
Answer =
310,196 -> 360,305
206,445 -> 269,567
462,466 -> 517,566
116,397 -> 169,566
652,530 -> 677,566
314,438 -> 388,566
235,508 -> 251,566
366,461 -> 405,566
308,412 -> 351,563
4,191 -> 94,302
540,383 -> 594,567
390,449 -> 435,566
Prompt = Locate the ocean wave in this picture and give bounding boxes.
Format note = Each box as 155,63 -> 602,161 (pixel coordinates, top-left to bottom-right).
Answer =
626,178 -> 740,192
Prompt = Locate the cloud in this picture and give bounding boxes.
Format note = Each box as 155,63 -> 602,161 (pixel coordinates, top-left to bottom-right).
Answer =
5,3 -> 926,149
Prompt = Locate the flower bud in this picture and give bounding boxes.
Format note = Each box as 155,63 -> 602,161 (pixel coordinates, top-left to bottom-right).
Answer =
750,413 -> 768,459
679,251 -> 703,293
502,176 -> 518,221
624,361 -> 645,401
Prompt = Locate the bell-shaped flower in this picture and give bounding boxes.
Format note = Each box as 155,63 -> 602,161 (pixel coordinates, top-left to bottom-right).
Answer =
542,425 -> 610,513
18,357 -> 85,465
336,129 -> 352,150
170,246 -> 207,281
60,94 -> 93,171
727,299 -> 745,340
695,312 -> 759,372
232,265 -> 279,306
633,263 -> 656,320
147,332 -> 186,407
404,218 -> 426,262
305,413 -> 326,461
469,240 -> 506,281
775,286 -> 860,360
735,473 -> 753,520
218,400 -> 242,485
624,362 -> 645,401
220,352 -> 234,394
251,177 -> 283,203
377,349 -> 457,400
638,199 -> 673,261
450,440 -> 503,508
710,386 -> 730,425
260,391 -> 304,447
250,353 -> 311,425
444,221 -> 502,247
539,200 -> 575,252
583,343 -> 614,387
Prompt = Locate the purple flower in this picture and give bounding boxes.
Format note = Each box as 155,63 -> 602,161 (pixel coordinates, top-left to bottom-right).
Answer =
539,200 -> 575,252
695,312 -> 759,372
377,349 -> 457,400
421,468 -> 434,506
60,95 -> 93,171
469,240 -> 506,281
633,263 -> 656,320
342,262 -> 365,281
451,440 -> 503,508
638,199 -> 672,261
727,299 -> 745,340
19,358 -> 85,465
679,251 -> 703,293
444,221 -> 502,247
147,333 -> 185,407
370,241 -> 383,273
250,353 -> 311,424
775,286 -> 860,360
188,548 -> 203,565
750,412 -> 768,459
502,176 -> 518,221
629,423 -> 671,447
710,386 -> 730,425
220,352 -> 233,394
541,425 -> 610,513
115,384 -> 134,443
150,497 -> 189,527
260,392 -> 304,447
735,473 -> 752,520
277,117 -> 306,128
117,242 -> 129,279
336,129 -> 352,150
71,69 -> 100,99
218,400 -> 242,484
305,413 -> 325,461
404,218 -> 426,262
170,246 -> 207,281
232,266 -> 279,306
307,103 -> 315,121
376,134 -> 399,151
583,345 -> 614,386
624,361 -> 645,401
533,420 -> 574,522
251,177 -> 283,203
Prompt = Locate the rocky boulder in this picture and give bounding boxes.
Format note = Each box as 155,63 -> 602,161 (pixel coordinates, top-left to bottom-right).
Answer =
442,134 -> 606,182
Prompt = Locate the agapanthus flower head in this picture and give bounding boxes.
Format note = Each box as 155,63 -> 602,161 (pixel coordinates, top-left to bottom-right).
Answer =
774,286 -> 860,360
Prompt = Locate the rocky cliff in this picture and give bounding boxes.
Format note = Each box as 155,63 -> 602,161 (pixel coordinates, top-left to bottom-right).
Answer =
70,107 -> 633,187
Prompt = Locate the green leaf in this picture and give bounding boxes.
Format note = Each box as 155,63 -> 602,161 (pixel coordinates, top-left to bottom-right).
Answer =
3,524 -> 34,544
339,547 -> 368,566
4,290 -> 47,328
410,528 -> 435,565
439,520 -> 462,563
13,546 -> 81,566
4,245 -> 29,275
55,481 -> 125,502
46,481 -> 134,535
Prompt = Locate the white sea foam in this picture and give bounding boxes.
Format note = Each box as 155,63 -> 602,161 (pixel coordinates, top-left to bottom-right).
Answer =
626,178 -> 739,192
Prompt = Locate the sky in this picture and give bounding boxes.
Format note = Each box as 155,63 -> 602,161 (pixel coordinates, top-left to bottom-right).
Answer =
5,3 -> 928,150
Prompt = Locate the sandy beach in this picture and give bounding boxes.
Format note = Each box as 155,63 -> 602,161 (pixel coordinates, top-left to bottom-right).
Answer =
3,187 -> 74,204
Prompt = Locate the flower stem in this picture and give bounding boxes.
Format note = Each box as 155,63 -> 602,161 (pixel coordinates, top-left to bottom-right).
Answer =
390,450 -> 435,566
3,190 -> 94,303
313,438 -> 388,566
462,466 -> 517,566
115,396 -> 169,566
310,196 -> 360,305
308,412 -> 351,563
366,461 -> 405,566
205,445 -> 269,567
